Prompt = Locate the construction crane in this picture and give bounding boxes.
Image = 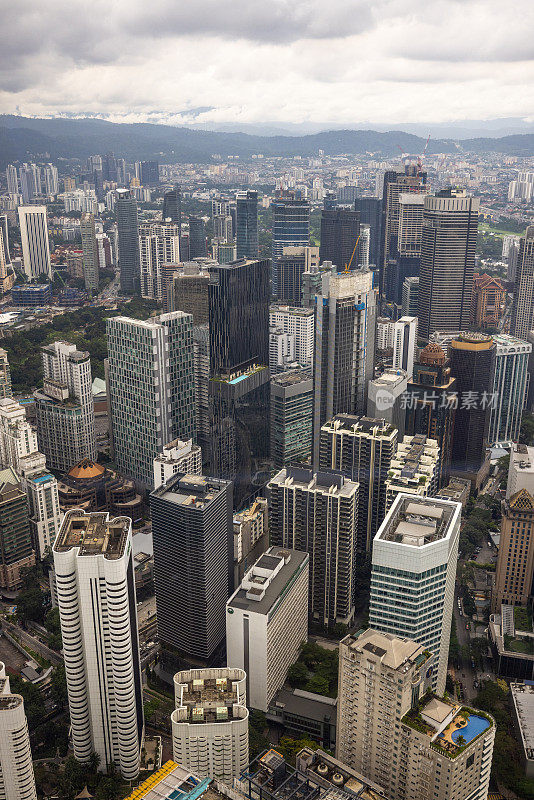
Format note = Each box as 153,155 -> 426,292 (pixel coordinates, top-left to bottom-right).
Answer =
344,233 -> 362,273
417,135 -> 431,175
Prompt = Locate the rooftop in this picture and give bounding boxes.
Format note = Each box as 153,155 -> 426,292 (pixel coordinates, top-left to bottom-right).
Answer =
270,305 -> 314,317
151,473 -> 230,509
228,547 -> 309,615
268,688 -> 337,724
322,414 -> 396,439
403,695 -> 493,756
123,761 -> 222,800
377,494 -> 460,547
270,466 -> 358,500
270,369 -> 313,388
54,510 -> 130,559
173,668 -> 247,725
342,628 -> 427,673
510,682 -> 534,761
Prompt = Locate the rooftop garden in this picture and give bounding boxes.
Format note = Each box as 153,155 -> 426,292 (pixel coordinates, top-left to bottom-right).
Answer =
503,634 -> 534,655
513,605 -> 533,633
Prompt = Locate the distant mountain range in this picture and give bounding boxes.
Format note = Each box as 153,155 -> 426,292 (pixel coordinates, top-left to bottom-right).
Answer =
1,115 -> 534,167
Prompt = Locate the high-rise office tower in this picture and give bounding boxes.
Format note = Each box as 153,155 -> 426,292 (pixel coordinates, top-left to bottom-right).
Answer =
163,185 -> 182,232
380,166 -> 427,296
232,498 -> 269,587
35,342 -> 96,473
488,334 -> 530,446
418,190 -> 479,341
272,193 -> 310,293
0,349 -> 11,400
80,212 -> 99,294
405,343 -> 457,488
319,208 -> 360,270
312,269 -> 377,463
492,487 -> 534,612
337,628 -> 495,800
236,190 -> 258,259
208,259 -> 270,500
385,434 -> 439,510
358,224 -> 370,268
0,468 -> 35,591
226,546 -> 309,711
139,221 -> 180,300
171,668 -> 249,783
116,189 -> 141,293
188,216 -> 207,259
355,196 -> 381,267
170,262 -> 210,321
384,193 -> 427,306
269,305 -> 314,367
151,474 -> 233,667
5,164 -> 19,195
0,398 -> 38,473
268,466 -> 359,628
510,226 -> 534,340
213,214 -> 233,242
53,510 -> 143,780
370,494 -> 461,694
0,661 -> 37,800
107,312 -> 196,488
270,369 -> 314,467
506,442 -> 534,498
301,260 -> 327,309
18,205 -> 52,280
503,234 -> 520,281
0,213 -> 11,267
140,160 -> 159,185
367,369 -> 408,438
19,163 -> 41,203
401,275 -> 419,316
392,315 -> 417,377
273,245 -> 319,304
319,415 -> 397,552
102,151 -> 117,182
449,333 -> 495,477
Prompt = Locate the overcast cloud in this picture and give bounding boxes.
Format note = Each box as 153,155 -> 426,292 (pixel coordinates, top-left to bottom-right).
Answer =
0,0 -> 532,125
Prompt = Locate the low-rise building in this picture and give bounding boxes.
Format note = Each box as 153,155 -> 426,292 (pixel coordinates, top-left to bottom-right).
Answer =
267,689 -> 337,751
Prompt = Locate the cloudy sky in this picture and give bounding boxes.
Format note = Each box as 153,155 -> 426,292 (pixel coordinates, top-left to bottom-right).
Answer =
1,0 -> 533,126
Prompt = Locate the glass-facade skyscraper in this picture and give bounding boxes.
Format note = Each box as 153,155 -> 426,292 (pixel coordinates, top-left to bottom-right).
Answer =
271,193 -> 310,294
116,189 -> 141,293
107,312 -> 196,488
208,258 -> 270,506
163,184 -> 182,233
236,190 -> 258,259
188,215 -> 206,259
319,207 -> 360,270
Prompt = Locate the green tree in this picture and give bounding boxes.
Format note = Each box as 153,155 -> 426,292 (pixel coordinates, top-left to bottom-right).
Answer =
287,661 -> 308,688
51,663 -> 68,708
305,675 -> 330,695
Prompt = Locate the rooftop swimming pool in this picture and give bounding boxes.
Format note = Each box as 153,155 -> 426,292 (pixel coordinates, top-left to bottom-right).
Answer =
451,713 -> 490,744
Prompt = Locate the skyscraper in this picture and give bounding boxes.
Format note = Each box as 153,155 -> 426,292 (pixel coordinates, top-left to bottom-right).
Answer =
355,196 -> 381,266
0,348 -> 11,400
401,275 -> 419,316
188,216 -> 207,259
449,333 -> 495,477
418,190 -> 479,341
171,668 -> 249,783
80,212 -> 99,294
272,193 -> 310,293
18,205 -> 52,280
492,488 -> 534,612
510,226 -> 534,340
488,334 -> 530,446
319,207 -> 360,270
380,165 -> 427,296
270,369 -> 314,467
385,192 -> 427,306
116,189 -> 141,293
405,343 -> 457,488
140,160 -> 159,185
5,164 -> 19,195
35,342 -> 97,473
151,473 -> 233,667
163,185 -> 182,231
236,190 -> 258,259
392,315 -> 417,377
312,269 -> 377,463
0,468 -> 35,591
226,546 -> 309,711
0,662 -> 37,800
107,312 -> 196,488
319,415 -> 397,552
385,433 -> 440,510
268,466 -> 359,629
170,262 -> 210,322
53,510 -> 144,780
139,221 -> 180,300
369,493 -> 461,694
208,259 -> 270,501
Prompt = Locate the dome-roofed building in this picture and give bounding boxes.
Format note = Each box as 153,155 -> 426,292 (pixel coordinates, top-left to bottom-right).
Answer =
57,458 -> 143,519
